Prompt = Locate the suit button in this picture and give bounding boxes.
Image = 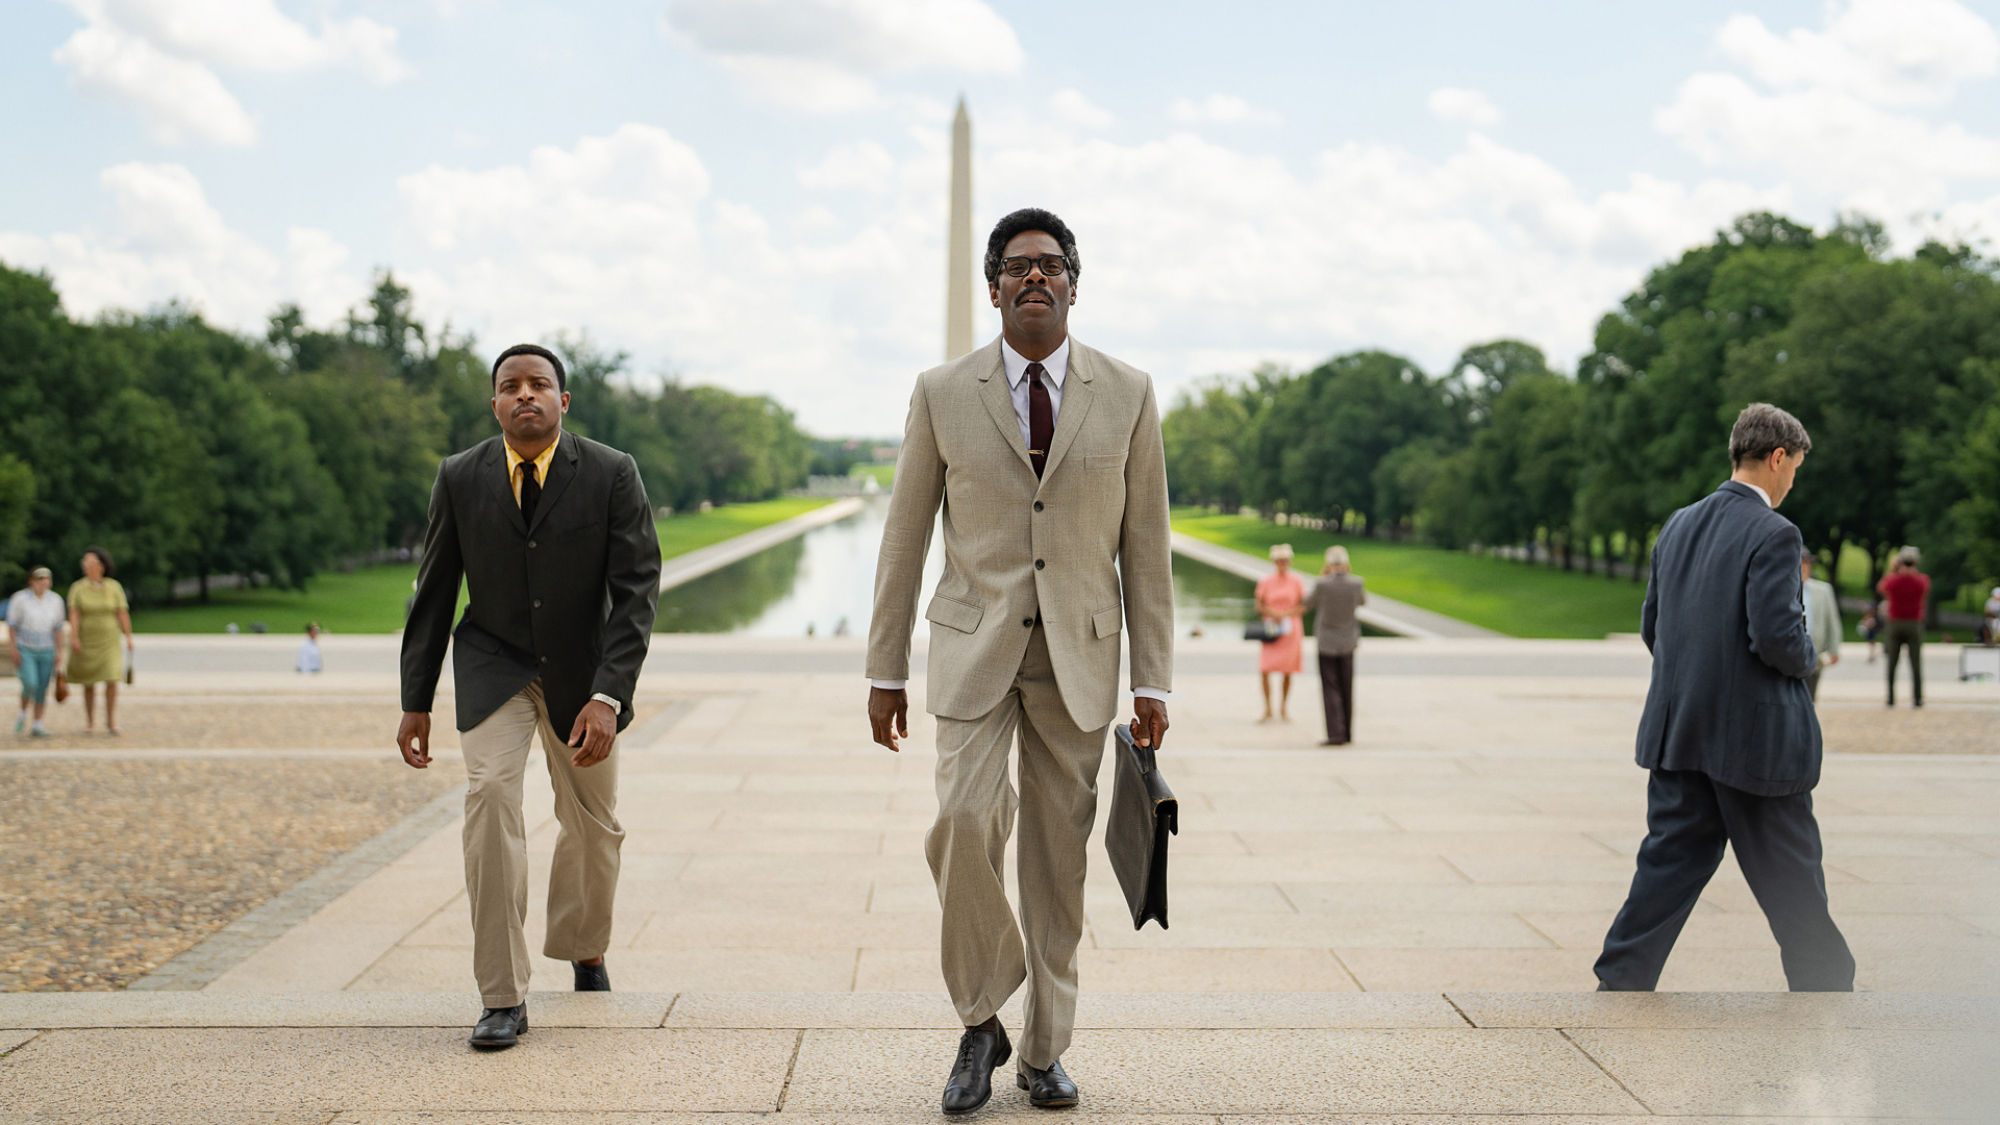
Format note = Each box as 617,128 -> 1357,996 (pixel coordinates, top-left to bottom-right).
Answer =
540,656 -> 548,664
529,541 -> 537,549
533,599 -> 542,609
1022,618 -> 1034,628
1033,501 -> 1043,512
1035,559 -> 1045,570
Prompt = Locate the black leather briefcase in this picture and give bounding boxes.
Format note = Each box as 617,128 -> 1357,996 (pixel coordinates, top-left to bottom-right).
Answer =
1106,724 -> 1178,930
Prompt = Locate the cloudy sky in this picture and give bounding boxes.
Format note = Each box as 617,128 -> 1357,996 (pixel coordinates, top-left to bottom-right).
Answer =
4,0 -> 2000,436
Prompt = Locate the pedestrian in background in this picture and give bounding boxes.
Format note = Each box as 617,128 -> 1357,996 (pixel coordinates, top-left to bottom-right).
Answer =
7,567 -> 66,736
1982,587 -> 1999,646
1255,543 -> 1305,723
1802,551 -> 1840,701
1858,602 -> 1880,663
297,622 -> 323,674
1310,545 -> 1366,745
1877,547 -> 1929,708
66,547 -> 132,736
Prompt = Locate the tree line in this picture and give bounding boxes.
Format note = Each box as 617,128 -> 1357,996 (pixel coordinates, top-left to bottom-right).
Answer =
1165,213 -> 2000,609
0,264 -> 814,601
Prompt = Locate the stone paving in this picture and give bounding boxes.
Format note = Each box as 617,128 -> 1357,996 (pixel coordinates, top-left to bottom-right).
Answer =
1,990 -> 1995,1119
163,634 -> 2000,999
2,632 -> 1997,1118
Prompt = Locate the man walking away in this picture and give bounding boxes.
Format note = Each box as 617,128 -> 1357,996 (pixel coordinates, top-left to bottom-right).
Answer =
399,344 -> 661,1048
1802,553 -> 1841,701
1877,548 -> 1929,708
867,208 -> 1174,1113
1596,403 -> 1854,992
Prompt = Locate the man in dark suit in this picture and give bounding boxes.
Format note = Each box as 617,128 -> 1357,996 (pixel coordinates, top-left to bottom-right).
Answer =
1596,402 -> 1854,992
398,343 -> 661,1047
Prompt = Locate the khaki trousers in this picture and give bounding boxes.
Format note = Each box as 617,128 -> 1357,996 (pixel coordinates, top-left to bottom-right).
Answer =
928,625 -> 1107,1070
460,680 -> 623,1008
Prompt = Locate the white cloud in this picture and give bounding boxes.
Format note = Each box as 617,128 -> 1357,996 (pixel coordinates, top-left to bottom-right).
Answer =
0,162 -> 363,326
1167,94 -> 1280,126
1656,0 -> 2000,220
1049,89 -> 1115,130
53,0 -> 412,145
1714,0 -> 1998,107
392,125 -> 861,409
663,0 -> 1021,112
1427,87 -> 1503,128
799,141 -> 899,192
54,21 -> 256,144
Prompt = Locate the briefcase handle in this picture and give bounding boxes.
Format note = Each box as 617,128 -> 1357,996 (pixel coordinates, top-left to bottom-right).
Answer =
1117,724 -> 1158,775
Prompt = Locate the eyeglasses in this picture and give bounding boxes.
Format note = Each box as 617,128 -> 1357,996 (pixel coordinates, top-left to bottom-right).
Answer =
1000,254 -> 1072,278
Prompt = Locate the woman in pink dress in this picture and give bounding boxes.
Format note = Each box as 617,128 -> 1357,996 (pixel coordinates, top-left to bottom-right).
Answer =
1254,543 -> 1307,722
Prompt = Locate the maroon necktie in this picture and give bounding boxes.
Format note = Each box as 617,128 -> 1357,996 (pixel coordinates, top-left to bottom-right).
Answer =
1026,361 -> 1053,479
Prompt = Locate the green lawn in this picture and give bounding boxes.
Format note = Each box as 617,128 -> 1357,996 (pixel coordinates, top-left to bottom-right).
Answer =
134,495 -> 835,634
849,463 -> 895,487
1172,509 -> 1648,639
653,496 -> 834,559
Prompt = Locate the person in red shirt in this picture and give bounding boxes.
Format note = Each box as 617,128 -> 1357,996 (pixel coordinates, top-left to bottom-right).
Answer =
1877,548 -> 1930,708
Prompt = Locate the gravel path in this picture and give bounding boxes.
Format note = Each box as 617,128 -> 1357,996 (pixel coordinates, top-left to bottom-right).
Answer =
0,757 -> 461,991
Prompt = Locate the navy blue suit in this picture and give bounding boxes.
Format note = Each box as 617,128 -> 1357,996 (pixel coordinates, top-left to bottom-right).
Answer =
1597,481 -> 1854,991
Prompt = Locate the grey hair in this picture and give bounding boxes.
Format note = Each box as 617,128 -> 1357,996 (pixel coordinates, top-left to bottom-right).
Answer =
1728,403 -> 1812,465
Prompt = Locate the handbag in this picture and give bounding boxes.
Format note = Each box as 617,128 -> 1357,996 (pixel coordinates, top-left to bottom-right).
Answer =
1105,723 -> 1178,930
53,669 -> 68,704
1241,618 -> 1290,643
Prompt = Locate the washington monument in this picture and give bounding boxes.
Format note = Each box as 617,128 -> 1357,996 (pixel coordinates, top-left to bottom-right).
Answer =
945,96 -> 975,361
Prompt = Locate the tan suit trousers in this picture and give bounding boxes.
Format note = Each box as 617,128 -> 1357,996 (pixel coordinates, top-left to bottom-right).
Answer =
461,679 -> 623,1008
928,625 -> 1107,1070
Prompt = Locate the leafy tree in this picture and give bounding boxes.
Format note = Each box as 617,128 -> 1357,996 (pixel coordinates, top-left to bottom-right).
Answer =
1163,379 -> 1254,510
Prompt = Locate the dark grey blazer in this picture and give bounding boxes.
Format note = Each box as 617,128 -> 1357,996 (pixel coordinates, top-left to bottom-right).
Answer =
400,433 -> 661,735
1635,480 -> 1820,796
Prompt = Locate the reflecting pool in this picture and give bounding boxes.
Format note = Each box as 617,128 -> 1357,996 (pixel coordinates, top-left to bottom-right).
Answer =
656,498 -> 1259,637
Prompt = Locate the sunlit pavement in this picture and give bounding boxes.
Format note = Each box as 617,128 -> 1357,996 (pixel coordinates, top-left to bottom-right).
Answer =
4,632 -> 1996,1119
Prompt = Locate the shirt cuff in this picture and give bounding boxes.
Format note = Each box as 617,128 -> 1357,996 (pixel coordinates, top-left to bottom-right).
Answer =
1132,686 -> 1170,701
870,679 -> 907,691
589,692 -> 622,715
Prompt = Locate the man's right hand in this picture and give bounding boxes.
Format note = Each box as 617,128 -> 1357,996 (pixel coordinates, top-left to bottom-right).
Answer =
397,711 -> 432,769
868,687 -> 908,753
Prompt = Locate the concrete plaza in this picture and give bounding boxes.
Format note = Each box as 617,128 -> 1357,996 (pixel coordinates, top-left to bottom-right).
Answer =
3,631 -> 1997,1118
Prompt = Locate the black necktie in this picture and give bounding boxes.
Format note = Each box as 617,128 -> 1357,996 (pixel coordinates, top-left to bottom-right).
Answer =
1026,362 -> 1054,479
520,459 -> 541,525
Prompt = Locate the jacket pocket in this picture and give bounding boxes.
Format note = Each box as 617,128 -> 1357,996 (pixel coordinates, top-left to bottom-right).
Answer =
1086,452 -> 1127,472
925,594 -> 984,635
1092,606 -> 1122,638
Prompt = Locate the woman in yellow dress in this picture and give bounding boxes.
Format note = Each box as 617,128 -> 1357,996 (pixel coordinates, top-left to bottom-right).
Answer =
66,546 -> 133,735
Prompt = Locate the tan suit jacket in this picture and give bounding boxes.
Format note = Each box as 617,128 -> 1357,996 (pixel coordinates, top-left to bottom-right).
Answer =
868,337 -> 1174,732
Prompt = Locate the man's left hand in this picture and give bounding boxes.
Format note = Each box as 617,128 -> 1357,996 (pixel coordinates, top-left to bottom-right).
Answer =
1130,696 -> 1169,750
568,699 -> 618,767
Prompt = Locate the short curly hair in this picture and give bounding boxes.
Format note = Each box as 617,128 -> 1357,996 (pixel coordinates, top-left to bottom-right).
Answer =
491,343 -> 567,391
984,208 -> 1080,285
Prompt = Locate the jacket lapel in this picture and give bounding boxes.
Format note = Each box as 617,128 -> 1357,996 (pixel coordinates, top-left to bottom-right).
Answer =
974,341 -> 1034,473
485,438 -> 528,536
528,432 -> 580,534
1037,340 -> 1095,486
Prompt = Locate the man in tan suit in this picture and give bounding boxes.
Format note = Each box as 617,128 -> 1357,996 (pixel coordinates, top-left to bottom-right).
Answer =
867,208 -> 1174,1113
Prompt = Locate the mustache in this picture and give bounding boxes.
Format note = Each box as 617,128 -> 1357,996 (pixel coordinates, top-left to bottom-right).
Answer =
1015,289 -> 1053,306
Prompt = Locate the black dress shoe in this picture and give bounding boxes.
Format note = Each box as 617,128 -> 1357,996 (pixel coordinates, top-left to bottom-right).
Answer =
1017,1058 -> 1078,1108
469,1003 -> 526,1048
574,960 -> 611,991
942,1021 -> 1011,1115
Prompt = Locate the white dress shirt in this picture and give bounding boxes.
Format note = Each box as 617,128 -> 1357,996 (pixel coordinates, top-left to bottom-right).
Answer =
872,336 -> 1167,703
1001,336 -> 1069,451
1737,480 -> 1773,507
